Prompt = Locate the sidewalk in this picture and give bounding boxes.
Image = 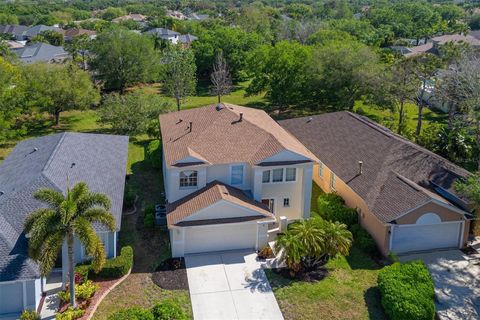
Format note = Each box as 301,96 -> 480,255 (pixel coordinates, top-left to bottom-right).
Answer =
40,272 -> 63,320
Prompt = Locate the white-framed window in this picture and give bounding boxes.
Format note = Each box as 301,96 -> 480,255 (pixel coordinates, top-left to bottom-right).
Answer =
283,198 -> 290,207
262,170 -> 270,183
319,162 -> 324,178
231,164 -> 244,185
330,173 -> 336,190
179,170 -> 198,188
285,168 -> 296,182
272,168 -> 284,182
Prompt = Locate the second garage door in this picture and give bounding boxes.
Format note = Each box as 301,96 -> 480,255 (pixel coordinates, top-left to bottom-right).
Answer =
390,221 -> 463,254
184,223 -> 257,255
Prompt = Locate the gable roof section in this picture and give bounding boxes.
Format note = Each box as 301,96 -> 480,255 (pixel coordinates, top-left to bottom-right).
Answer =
167,181 -> 274,227
160,104 -> 318,167
12,42 -> 68,64
280,112 -> 470,223
0,132 -> 129,281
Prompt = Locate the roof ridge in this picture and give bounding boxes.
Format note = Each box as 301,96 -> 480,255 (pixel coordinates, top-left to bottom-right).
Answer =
42,132 -> 67,174
346,112 -> 471,176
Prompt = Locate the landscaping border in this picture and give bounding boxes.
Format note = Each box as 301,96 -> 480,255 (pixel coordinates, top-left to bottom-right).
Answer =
83,267 -> 132,320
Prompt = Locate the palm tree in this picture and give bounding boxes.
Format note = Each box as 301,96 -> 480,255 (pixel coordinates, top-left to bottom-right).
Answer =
316,219 -> 352,260
274,231 -> 305,275
24,182 -> 115,308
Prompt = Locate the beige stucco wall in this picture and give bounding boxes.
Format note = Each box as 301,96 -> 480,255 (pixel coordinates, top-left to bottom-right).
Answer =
312,163 -> 469,255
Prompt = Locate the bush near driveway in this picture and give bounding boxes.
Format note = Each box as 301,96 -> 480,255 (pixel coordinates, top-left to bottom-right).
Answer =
316,193 -> 358,227
378,260 -> 435,320
76,246 -> 133,279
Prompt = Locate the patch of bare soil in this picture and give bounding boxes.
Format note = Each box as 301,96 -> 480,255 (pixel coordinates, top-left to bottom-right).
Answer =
271,267 -> 329,282
151,258 -> 188,290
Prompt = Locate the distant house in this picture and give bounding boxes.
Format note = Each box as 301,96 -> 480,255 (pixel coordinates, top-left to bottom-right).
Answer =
4,40 -> 25,49
166,10 -> 187,20
12,42 -> 69,64
392,34 -> 480,58
63,28 -> 96,41
188,13 -> 209,21
144,28 -> 180,43
0,25 -> 29,40
0,132 -> 128,317
178,33 -> 198,46
112,13 -> 148,26
23,25 -> 64,40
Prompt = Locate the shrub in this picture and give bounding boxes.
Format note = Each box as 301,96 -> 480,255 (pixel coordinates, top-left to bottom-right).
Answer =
57,280 -> 98,303
257,246 -> 273,259
317,193 -> 358,227
124,184 -> 136,209
75,246 -> 133,279
20,310 -> 40,320
146,140 -> 162,169
378,261 -> 435,320
144,205 -> 155,228
151,300 -> 187,320
75,266 -> 90,283
350,224 -> 378,256
55,307 -> 85,320
107,307 -> 154,320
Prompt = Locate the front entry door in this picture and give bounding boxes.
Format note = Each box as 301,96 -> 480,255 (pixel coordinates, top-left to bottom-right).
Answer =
262,199 -> 275,213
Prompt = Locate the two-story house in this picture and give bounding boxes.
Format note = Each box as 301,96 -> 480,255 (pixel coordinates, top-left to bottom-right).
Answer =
159,104 -> 318,257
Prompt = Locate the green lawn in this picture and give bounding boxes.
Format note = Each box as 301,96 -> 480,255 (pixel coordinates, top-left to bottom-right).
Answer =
266,245 -> 386,320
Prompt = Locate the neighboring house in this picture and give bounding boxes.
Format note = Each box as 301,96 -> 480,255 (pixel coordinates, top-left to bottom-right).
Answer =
23,25 -> 64,40
63,28 -> 96,41
166,10 -> 187,20
393,34 -> 480,58
159,104 -> 318,257
281,112 -> 472,256
112,13 -> 148,23
178,33 -> 198,46
0,132 -> 128,316
0,24 -> 29,40
4,40 -> 25,49
12,42 -> 69,64
144,28 -> 180,43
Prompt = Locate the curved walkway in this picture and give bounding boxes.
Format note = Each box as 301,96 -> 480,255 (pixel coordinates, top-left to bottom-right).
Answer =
185,250 -> 283,320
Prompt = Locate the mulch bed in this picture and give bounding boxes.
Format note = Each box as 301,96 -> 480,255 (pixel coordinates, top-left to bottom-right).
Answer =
151,258 -> 189,290
271,267 -> 329,282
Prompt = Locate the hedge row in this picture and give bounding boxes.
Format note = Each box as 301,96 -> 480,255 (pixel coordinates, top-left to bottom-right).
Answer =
378,261 -> 435,320
76,246 -> 133,280
317,192 -> 358,227
350,224 -> 378,256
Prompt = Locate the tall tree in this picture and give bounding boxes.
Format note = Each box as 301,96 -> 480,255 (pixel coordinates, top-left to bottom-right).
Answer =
412,54 -> 442,139
210,51 -> 232,104
65,34 -> 91,71
24,182 -> 115,308
23,63 -> 100,125
163,46 -> 197,111
90,29 -> 159,92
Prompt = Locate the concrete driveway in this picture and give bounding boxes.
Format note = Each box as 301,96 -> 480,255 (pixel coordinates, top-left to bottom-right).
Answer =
400,250 -> 480,320
185,250 -> 284,320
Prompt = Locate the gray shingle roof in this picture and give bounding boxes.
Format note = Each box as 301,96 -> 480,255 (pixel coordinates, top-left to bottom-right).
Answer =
280,112 -> 471,223
0,132 -> 128,281
144,28 -> 180,38
12,42 -> 69,64
0,24 -> 29,39
178,34 -> 198,43
23,25 -> 63,38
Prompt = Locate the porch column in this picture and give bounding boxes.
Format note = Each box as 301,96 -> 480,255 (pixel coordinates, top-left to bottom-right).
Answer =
252,167 -> 263,202
302,165 -> 313,219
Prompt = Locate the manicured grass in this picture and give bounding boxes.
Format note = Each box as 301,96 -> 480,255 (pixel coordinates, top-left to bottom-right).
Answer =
266,245 -> 386,320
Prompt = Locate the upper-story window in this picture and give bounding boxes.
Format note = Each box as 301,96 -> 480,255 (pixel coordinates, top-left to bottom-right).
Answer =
272,168 -> 284,182
180,170 -> 198,188
262,170 -> 270,183
231,165 -> 244,185
319,162 -> 324,178
285,168 -> 296,182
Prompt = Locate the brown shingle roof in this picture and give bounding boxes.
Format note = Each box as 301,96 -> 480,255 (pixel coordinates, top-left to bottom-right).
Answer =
166,181 -> 274,227
280,112 -> 471,223
159,104 -> 318,167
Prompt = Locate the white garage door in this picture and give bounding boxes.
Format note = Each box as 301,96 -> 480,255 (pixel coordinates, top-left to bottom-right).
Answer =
184,223 -> 257,254
391,222 -> 463,254
0,282 -> 23,315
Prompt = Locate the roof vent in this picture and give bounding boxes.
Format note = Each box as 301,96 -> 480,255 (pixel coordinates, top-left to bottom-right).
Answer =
33,147 -> 38,152
189,121 -> 193,133
358,161 -> 363,175
239,112 -> 243,122
71,162 -> 76,168
0,191 -> 4,196
307,117 -> 313,123
216,104 -> 224,111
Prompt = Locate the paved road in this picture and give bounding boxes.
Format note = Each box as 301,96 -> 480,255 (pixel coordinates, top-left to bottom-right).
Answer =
185,250 -> 284,320
400,250 -> 480,320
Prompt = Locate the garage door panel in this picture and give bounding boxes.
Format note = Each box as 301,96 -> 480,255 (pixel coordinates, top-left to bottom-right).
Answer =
0,282 -> 24,314
184,224 -> 256,254
391,222 -> 461,254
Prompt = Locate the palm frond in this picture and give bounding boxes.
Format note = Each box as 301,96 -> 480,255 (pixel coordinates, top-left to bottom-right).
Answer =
70,182 -> 89,202
76,193 -> 111,214
26,210 -> 61,260
24,208 -> 56,233
83,208 -> 116,231
91,242 -> 106,273
34,188 -> 64,208
72,217 -> 101,256
60,199 -> 77,225
37,230 -> 64,276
